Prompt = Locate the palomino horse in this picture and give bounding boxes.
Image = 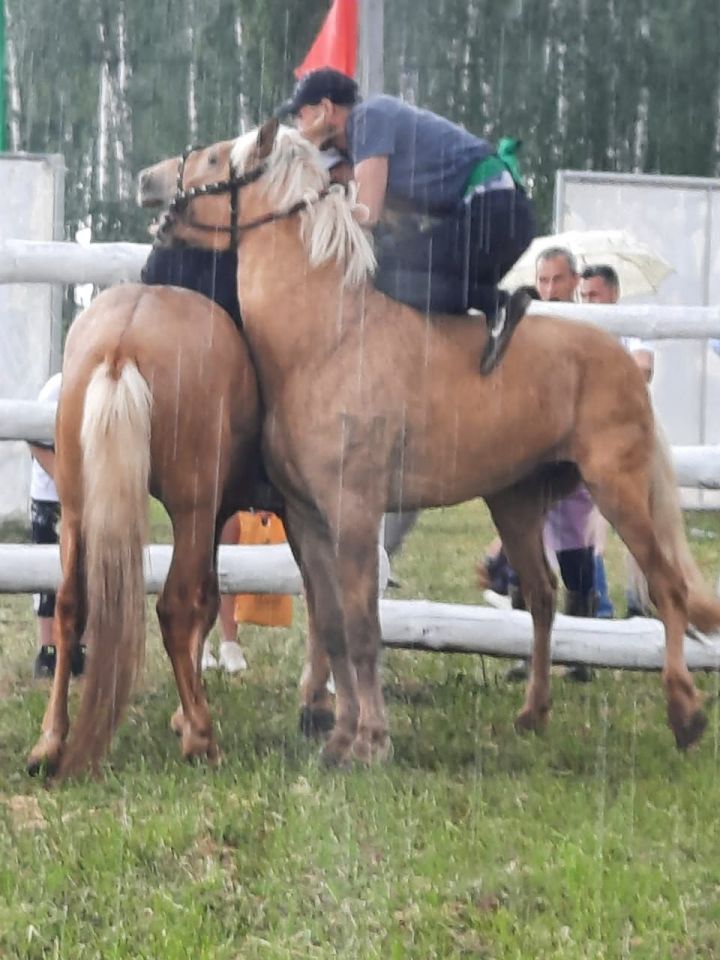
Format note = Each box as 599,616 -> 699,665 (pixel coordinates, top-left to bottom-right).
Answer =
139,122 -> 720,767
27,274 -> 263,779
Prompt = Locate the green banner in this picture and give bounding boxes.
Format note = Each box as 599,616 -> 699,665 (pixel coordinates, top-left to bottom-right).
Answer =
0,1 -> 5,151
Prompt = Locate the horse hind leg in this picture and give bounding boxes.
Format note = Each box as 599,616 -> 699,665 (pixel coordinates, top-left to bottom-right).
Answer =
486,487 -> 557,733
27,518 -> 84,776
157,511 -> 220,765
585,464 -> 705,749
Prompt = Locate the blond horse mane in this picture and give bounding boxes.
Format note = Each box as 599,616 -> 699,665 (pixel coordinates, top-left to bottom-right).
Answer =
230,126 -> 376,288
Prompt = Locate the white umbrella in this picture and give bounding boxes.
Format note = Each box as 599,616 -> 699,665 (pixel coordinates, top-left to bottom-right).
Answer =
500,229 -> 674,298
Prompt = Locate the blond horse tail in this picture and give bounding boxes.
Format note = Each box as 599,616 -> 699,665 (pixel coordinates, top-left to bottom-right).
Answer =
59,360 -> 152,777
633,419 -> 720,633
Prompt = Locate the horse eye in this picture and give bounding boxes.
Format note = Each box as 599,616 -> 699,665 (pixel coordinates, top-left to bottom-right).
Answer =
208,155 -> 218,166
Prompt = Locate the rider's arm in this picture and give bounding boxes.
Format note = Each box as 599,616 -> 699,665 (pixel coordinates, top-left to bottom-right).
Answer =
352,156 -> 389,226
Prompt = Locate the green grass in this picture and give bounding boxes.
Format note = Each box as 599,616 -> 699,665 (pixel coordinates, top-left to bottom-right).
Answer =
2,502 -> 720,959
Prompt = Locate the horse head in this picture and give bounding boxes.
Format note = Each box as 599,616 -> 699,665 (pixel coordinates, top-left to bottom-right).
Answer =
138,123 -> 375,284
137,139 -> 239,249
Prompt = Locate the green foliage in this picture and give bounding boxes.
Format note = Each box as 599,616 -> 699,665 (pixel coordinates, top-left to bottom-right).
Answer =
4,0 -> 720,237
5,0 -> 328,240
383,0 -> 720,230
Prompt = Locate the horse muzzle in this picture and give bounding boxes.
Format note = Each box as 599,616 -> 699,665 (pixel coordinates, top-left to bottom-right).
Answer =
137,158 -> 179,208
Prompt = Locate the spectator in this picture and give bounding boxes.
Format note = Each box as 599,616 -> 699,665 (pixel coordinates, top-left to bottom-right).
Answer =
202,510 -> 293,673
202,513 -> 250,673
579,264 -> 654,383
27,373 -> 85,679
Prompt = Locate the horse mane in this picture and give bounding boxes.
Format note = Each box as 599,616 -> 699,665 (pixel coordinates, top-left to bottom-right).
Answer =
230,126 -> 376,288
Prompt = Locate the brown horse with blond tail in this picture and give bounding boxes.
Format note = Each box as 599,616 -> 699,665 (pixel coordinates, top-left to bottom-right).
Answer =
139,121 -> 720,767
27,271 -> 263,779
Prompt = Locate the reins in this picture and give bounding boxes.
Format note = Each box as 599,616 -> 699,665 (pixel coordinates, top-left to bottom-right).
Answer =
155,144 -> 329,249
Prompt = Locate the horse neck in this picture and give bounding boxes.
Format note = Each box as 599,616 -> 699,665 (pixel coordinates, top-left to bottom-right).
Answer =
237,217 -> 362,385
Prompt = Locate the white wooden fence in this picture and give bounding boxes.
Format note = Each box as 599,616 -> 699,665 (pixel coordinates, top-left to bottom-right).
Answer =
2,240 -> 720,670
4,397 -> 720,488
0,239 -> 150,286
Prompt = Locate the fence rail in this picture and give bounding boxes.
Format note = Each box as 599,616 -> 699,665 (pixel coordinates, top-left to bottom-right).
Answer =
0,239 -> 150,287
0,543 -> 391,597
2,540 -> 718,671
0,240 -> 719,341
4,399 -> 719,488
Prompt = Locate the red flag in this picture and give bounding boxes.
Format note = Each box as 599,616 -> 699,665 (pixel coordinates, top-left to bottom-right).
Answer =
295,0 -> 358,79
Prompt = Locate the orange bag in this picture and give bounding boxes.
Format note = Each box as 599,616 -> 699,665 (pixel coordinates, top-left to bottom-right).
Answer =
233,511 -> 293,627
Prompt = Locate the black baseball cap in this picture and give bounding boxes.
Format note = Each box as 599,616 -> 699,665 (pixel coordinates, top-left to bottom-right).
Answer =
276,68 -> 360,118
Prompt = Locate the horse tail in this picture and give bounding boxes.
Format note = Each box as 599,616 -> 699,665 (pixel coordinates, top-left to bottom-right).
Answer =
644,419 -> 720,633
59,359 -> 152,777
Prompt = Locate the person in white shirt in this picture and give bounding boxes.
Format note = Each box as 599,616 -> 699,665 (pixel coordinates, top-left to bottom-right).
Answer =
27,373 -> 84,679
579,265 -> 655,383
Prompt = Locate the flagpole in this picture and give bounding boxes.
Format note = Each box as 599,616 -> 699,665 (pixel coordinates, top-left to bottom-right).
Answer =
358,0 -> 383,97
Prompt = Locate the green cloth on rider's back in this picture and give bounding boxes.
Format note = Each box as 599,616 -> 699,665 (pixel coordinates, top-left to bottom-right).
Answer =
464,137 -> 525,196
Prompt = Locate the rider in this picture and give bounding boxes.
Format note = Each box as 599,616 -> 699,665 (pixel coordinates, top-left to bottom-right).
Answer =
277,67 -> 535,322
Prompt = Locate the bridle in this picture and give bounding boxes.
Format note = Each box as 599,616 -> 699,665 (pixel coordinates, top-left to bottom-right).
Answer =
155,143 -> 329,250
154,145 -> 265,249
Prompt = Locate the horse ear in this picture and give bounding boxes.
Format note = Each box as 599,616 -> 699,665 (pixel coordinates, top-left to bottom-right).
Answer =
256,118 -> 280,159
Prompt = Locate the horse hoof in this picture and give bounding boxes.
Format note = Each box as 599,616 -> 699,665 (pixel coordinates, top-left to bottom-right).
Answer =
181,729 -> 219,765
319,732 -> 354,769
299,706 -> 335,738
26,755 -> 51,778
514,709 -> 548,734
352,733 -> 393,765
170,707 -> 184,737
673,709 -> 707,751
27,737 -> 63,778
183,744 -> 221,766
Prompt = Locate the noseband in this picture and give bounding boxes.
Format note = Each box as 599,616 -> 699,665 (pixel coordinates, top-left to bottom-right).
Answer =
155,145 -> 266,249
155,143 -> 329,250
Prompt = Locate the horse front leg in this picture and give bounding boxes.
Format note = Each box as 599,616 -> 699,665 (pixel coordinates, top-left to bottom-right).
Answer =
324,494 -> 389,765
284,503 -> 360,766
282,513 -> 335,735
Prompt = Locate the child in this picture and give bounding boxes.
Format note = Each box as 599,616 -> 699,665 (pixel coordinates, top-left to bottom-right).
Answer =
202,511 -> 292,673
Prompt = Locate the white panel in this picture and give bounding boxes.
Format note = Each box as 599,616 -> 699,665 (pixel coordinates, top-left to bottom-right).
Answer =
557,172 -> 720,507
0,154 -> 64,524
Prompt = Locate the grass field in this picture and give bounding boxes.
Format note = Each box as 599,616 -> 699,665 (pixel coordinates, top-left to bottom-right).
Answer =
2,501 -> 720,959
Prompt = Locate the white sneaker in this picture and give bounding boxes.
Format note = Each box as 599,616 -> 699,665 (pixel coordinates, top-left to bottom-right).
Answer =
219,641 -> 248,674
201,641 -> 218,671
